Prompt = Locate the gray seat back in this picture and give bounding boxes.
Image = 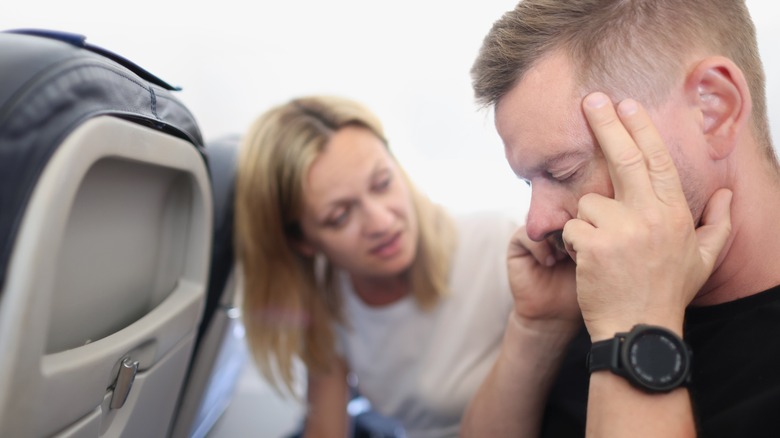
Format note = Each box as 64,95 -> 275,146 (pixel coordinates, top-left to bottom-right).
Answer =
0,30 -> 212,437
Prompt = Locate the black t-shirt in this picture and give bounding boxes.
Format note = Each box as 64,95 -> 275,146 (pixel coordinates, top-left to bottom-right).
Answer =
540,284 -> 780,437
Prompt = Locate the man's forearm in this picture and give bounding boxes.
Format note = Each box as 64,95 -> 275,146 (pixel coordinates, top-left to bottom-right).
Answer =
460,313 -> 579,437
586,373 -> 696,437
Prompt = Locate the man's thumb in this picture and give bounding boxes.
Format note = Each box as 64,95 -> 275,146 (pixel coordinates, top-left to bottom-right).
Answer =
696,188 -> 733,270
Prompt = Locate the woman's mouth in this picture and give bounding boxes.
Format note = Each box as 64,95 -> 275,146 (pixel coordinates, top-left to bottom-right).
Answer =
370,231 -> 403,258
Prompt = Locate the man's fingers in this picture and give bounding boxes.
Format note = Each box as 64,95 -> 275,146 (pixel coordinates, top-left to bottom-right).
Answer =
509,226 -> 556,267
582,92 -> 653,202
562,218 -> 596,263
696,188 -> 733,271
616,99 -> 686,205
576,193 -> 621,229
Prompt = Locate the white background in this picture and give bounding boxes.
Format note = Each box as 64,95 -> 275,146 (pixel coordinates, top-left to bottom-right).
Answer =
4,1 -> 779,222
5,2 -> 780,436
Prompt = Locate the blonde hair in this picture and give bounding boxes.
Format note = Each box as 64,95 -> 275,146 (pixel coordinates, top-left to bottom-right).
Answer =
234,95 -> 456,395
472,0 -> 774,159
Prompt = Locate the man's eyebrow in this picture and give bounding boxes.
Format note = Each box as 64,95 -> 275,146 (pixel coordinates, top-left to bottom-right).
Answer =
541,149 -> 591,168
517,148 -> 590,177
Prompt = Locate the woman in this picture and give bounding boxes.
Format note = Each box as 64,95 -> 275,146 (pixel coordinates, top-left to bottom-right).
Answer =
234,95 -> 516,437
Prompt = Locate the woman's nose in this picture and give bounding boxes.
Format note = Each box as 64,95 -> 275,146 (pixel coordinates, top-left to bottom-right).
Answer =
361,198 -> 394,236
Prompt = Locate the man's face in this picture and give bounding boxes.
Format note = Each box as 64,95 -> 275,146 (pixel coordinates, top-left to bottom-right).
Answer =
495,52 -> 613,246
495,51 -> 710,248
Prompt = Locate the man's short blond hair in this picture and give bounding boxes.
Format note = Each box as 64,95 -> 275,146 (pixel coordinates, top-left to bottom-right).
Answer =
472,0 -> 771,152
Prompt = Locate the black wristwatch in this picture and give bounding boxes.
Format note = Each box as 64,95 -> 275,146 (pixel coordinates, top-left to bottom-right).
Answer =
588,324 -> 692,393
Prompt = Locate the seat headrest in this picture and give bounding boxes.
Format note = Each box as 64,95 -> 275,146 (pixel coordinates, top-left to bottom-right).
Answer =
0,29 -> 204,292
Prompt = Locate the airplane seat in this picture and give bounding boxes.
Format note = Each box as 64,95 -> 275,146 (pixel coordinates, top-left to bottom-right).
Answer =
171,134 -> 248,438
0,29 -> 212,437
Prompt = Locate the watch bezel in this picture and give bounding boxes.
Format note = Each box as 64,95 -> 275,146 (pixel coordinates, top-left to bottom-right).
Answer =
620,324 -> 691,393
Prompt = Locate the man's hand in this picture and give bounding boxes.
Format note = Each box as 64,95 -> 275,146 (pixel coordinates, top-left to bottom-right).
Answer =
459,226 -> 580,438
507,226 -> 579,335
563,92 -> 733,341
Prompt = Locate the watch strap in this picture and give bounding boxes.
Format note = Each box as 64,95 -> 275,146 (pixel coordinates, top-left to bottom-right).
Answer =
587,325 -> 692,393
587,335 -> 624,374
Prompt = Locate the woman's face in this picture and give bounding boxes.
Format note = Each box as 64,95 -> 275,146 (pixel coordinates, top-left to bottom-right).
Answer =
297,126 -> 418,281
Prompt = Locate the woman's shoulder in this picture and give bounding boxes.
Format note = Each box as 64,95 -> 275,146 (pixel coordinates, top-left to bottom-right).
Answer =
445,210 -> 520,280
451,209 -> 520,245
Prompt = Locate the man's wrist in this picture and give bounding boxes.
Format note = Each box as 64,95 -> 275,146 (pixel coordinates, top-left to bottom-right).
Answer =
588,324 -> 692,393
588,316 -> 684,342
502,311 -> 581,376
511,310 -> 582,340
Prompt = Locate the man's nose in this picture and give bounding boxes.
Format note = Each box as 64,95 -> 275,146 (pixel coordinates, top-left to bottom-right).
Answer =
524,187 -> 570,242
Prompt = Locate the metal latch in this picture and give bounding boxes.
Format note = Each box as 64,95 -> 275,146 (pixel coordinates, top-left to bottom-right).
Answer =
110,357 -> 139,410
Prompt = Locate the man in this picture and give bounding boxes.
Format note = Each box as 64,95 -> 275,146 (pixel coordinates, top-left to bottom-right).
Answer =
460,0 -> 780,436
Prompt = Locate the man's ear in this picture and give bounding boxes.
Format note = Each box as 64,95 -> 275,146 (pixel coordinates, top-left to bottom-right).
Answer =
685,56 -> 752,160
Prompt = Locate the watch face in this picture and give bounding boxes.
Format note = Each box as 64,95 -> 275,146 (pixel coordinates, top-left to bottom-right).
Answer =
623,327 -> 689,392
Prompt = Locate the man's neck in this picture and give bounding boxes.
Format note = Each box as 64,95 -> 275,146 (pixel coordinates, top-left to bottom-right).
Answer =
692,150 -> 780,306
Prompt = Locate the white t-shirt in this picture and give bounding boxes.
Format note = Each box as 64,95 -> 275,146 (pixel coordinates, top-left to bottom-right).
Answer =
335,211 -> 517,438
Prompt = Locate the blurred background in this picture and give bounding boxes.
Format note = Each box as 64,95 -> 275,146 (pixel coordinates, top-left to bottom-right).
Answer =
5,0 -> 780,224
4,1 -> 779,436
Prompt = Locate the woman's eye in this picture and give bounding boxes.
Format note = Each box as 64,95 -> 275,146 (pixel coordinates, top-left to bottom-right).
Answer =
326,209 -> 350,228
373,176 -> 392,192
